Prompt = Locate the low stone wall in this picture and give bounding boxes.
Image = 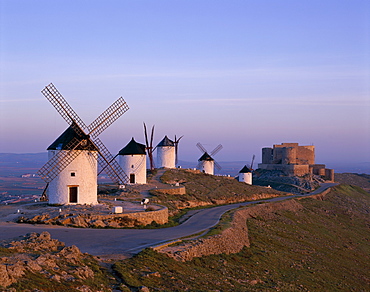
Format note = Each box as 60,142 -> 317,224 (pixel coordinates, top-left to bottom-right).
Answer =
159,199 -> 304,261
155,186 -> 186,195
123,206 -> 168,225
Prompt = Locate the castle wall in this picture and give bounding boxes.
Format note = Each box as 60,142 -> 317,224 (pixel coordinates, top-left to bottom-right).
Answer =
325,168 -> 334,182
47,150 -> 98,205
262,148 -> 273,164
272,143 -> 314,165
282,147 -> 296,165
296,145 -> 315,165
258,163 -> 310,176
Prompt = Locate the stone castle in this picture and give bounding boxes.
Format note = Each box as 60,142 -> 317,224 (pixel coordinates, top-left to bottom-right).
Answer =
258,143 -> 334,181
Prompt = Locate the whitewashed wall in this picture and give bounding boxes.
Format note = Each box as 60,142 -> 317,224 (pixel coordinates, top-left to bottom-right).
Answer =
200,160 -> 214,175
157,146 -> 175,169
239,172 -> 252,185
119,154 -> 146,184
47,150 -> 98,205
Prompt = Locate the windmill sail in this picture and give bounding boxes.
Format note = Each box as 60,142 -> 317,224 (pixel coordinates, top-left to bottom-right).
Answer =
38,83 -> 130,186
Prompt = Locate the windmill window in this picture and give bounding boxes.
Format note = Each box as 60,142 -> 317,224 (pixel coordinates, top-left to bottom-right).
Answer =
71,172 -> 76,177
131,165 -> 134,168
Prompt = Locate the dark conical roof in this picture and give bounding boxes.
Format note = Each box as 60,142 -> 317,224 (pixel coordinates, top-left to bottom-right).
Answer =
198,152 -> 214,161
157,135 -> 174,147
118,138 -> 146,155
239,165 -> 252,173
47,123 -> 98,151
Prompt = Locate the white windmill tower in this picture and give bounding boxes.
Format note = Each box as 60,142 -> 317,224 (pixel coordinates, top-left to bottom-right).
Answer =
38,83 -> 130,205
156,136 -> 176,169
238,155 -> 255,185
196,143 -> 223,175
118,138 -> 147,184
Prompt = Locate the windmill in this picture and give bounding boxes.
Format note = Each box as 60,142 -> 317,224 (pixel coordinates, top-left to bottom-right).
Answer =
156,136 -> 176,169
174,134 -> 184,166
37,83 -> 129,205
118,138 -> 147,184
143,123 -> 155,171
196,143 -> 223,175
238,154 -> 255,185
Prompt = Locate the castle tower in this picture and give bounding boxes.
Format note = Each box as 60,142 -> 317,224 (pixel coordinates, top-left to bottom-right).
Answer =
47,124 -> 98,205
156,136 -> 175,168
198,152 -> 215,175
238,165 -> 252,185
282,147 -> 297,165
118,138 -> 147,184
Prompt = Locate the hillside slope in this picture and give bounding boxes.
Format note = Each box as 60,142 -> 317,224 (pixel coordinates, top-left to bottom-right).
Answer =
1,184 -> 369,291
335,172 -> 370,192
113,184 -> 370,291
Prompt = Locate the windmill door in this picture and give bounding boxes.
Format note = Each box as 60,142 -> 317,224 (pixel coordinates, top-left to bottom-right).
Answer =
130,174 -> 135,184
69,186 -> 78,203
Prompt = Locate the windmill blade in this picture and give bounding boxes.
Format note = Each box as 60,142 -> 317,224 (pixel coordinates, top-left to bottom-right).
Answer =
143,122 -> 149,147
41,83 -> 87,131
196,161 -> 202,170
174,135 -> 184,165
210,144 -> 223,156
94,138 -> 129,185
150,125 -> 155,148
87,97 -> 129,139
175,135 -> 184,144
143,123 -> 155,170
214,160 -> 222,170
37,137 -> 83,183
196,142 -> 207,153
250,154 -> 255,170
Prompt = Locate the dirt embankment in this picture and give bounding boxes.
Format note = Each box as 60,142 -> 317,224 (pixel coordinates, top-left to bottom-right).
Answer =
159,199 -> 305,261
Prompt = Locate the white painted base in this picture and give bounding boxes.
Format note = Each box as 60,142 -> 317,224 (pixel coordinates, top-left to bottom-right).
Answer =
47,150 -> 98,205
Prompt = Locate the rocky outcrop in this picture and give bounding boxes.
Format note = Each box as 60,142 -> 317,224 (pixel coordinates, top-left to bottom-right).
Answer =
17,205 -> 168,228
159,199 -> 304,261
0,232 -> 95,288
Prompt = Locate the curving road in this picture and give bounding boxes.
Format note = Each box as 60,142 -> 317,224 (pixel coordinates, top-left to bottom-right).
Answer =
0,183 -> 337,258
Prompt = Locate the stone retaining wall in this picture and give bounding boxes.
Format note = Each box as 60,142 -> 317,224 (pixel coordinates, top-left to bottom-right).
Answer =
155,186 -> 186,195
158,199 -> 305,261
123,206 -> 168,225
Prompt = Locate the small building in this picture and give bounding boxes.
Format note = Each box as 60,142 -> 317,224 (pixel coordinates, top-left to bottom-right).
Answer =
156,136 -> 176,169
118,138 -> 147,184
198,152 -> 215,175
239,165 -> 252,185
47,123 -> 98,205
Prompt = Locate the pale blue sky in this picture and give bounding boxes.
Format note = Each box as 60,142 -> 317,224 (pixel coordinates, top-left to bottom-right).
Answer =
0,0 -> 369,166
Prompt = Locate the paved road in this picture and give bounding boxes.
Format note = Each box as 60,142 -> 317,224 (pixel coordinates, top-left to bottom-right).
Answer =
0,183 -> 338,258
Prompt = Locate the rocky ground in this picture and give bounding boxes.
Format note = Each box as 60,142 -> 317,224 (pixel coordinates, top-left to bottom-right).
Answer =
0,232 -> 115,291
0,199 -> 161,228
252,169 -> 323,193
